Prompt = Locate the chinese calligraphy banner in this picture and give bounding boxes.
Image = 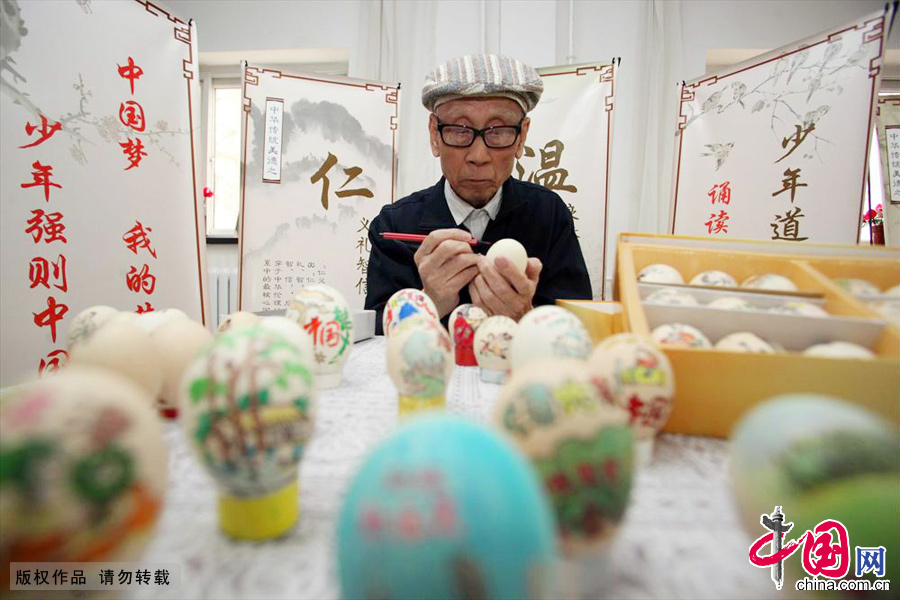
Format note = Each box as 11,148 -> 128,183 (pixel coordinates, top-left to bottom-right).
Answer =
670,7 -> 893,244
0,0 -> 207,388
876,97 -> 900,204
238,65 -> 398,312
514,63 -> 615,298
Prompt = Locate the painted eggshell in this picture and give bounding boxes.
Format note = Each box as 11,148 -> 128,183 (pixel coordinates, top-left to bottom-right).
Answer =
0,367 -> 167,574
66,305 -> 119,350
217,311 -> 260,335
588,333 -> 675,440
509,306 -> 593,372
134,308 -> 189,334
741,273 -> 797,292
729,394 -> 900,565
474,315 -> 517,381
337,416 -> 556,600
449,304 -> 488,366
150,318 -> 213,417
526,410 -> 634,554
179,325 -> 316,499
689,270 -> 737,287
637,263 -> 684,285
715,332 -> 776,354
68,320 -> 164,400
644,289 -> 698,306
495,359 -> 609,441
871,300 -> 900,325
803,341 -> 875,359
832,277 -> 881,298
707,297 -> 753,311
383,288 -> 440,337
285,284 -> 354,389
650,323 -> 712,348
486,238 -> 528,273
885,284 -> 900,298
258,316 -> 316,366
386,316 -> 453,414
769,301 -> 828,317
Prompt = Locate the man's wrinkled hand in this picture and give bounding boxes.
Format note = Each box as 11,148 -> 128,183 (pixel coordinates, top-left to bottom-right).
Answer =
469,255 -> 542,321
414,228 -> 481,318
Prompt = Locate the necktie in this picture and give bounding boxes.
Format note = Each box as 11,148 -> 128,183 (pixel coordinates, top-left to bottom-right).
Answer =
463,208 -> 490,241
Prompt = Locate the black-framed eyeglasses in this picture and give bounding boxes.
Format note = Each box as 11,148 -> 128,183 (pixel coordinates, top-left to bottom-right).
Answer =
436,120 -> 523,149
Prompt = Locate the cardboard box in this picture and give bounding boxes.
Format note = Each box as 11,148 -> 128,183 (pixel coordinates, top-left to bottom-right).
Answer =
613,233 -> 900,438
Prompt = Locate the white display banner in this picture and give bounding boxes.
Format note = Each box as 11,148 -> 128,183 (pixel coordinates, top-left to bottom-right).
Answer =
0,0 -> 206,388
514,63 -> 615,299
670,7 -> 892,244
876,98 -> 900,204
239,66 -> 398,312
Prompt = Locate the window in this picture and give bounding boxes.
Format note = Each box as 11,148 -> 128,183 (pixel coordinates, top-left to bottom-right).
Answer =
199,49 -> 349,238
208,82 -> 242,234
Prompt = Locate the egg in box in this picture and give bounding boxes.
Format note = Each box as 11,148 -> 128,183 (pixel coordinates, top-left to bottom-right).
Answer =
613,233 -> 900,437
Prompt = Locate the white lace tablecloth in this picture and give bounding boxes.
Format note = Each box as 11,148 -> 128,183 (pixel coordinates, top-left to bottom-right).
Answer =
131,338 -> 776,600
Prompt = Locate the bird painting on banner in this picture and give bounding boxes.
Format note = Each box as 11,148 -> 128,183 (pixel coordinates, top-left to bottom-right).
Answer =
670,6 -> 894,245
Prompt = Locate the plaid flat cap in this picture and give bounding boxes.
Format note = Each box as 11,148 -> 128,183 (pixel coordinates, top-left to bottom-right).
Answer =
422,54 -> 543,113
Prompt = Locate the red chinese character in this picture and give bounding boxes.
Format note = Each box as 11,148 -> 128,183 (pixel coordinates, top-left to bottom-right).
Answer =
705,210 -> 729,235
120,138 -> 147,170
19,115 -> 62,149
136,302 -> 154,313
29,254 -> 68,292
749,518 -> 850,579
20,161 -> 62,202
122,221 -> 156,258
708,181 -> 731,205
125,264 -> 156,294
117,56 -> 144,95
32,296 -> 69,343
24,209 -> 67,244
38,349 -> 69,376
799,520 -> 850,578
118,101 -> 146,132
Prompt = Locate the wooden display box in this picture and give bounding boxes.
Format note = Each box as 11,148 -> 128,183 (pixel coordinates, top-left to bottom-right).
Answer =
614,233 -> 900,438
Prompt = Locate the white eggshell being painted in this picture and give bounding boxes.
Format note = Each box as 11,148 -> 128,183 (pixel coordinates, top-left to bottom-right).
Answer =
486,238 -> 528,273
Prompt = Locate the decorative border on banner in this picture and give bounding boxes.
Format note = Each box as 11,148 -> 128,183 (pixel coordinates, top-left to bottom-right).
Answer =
133,0 -> 206,324
539,63 -> 615,298
237,66 -> 400,308
670,9 -> 890,238
876,96 -> 900,117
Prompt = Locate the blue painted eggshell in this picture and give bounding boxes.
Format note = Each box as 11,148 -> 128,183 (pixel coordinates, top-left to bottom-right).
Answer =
337,416 -> 557,600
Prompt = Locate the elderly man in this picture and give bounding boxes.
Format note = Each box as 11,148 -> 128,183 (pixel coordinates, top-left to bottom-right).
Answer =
365,54 -> 591,333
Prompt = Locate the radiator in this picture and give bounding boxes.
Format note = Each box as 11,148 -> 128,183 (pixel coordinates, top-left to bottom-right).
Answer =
208,266 -> 239,330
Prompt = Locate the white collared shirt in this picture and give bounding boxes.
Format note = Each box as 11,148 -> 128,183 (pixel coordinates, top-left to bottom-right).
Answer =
444,180 -> 502,241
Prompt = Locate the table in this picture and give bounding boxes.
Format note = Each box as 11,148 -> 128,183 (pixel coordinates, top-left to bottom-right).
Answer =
132,338 -> 776,600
